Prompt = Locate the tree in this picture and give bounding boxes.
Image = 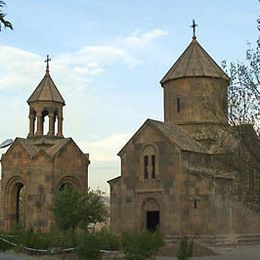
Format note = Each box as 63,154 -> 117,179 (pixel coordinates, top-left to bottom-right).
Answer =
221,44 -> 260,135
51,187 -> 107,233
222,43 -> 260,135
0,1 -> 13,31
221,1 -> 260,134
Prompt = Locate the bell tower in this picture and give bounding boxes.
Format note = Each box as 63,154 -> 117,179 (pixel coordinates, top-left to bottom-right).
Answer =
27,55 -> 65,138
1,56 -> 89,232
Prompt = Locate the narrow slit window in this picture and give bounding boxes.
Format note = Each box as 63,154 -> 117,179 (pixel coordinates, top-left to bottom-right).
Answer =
144,155 -> 149,179
151,155 -> 156,179
249,165 -> 255,190
177,97 -> 180,113
194,198 -> 197,209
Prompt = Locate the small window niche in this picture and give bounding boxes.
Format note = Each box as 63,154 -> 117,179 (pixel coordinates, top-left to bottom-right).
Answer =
144,155 -> 149,179
151,155 -> 156,179
177,97 -> 181,113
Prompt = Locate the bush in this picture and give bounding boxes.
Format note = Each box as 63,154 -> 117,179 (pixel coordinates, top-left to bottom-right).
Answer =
6,228 -> 75,250
76,229 -> 120,260
76,232 -> 102,260
177,237 -> 193,260
0,234 -> 14,252
96,228 -> 120,251
121,230 -> 164,260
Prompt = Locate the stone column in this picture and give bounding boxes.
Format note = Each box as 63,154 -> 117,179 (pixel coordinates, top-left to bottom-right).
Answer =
57,110 -> 63,137
57,117 -> 63,137
36,112 -> 43,135
48,112 -> 55,136
28,113 -> 35,136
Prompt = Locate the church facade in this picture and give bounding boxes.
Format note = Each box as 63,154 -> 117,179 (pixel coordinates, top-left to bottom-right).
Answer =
0,60 -> 89,232
108,34 -> 260,242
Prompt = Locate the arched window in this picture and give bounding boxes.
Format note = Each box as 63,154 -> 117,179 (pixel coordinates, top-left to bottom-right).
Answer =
142,144 -> 159,180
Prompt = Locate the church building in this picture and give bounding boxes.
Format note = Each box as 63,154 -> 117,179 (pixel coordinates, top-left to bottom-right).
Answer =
0,58 -> 90,232
108,27 -> 260,243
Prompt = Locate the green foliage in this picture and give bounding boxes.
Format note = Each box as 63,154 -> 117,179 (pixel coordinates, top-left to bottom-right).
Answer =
0,234 -> 13,252
121,230 -> 164,260
15,229 -> 74,249
0,1 -> 13,30
177,237 -> 193,260
76,229 -> 120,259
96,228 -> 120,251
51,187 -> 107,232
76,232 -> 102,260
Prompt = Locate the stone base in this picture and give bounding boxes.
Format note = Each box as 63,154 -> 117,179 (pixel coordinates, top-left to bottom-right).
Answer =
165,233 -> 260,247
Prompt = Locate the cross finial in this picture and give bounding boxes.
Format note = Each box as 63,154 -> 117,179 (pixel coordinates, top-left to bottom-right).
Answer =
45,54 -> 51,74
190,19 -> 198,40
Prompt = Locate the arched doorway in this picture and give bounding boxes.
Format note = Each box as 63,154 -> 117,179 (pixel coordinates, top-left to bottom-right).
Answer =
8,181 -> 26,229
16,184 -> 25,226
142,198 -> 160,232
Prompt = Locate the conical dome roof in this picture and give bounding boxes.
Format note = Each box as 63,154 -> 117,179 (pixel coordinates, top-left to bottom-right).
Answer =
160,38 -> 229,84
27,72 -> 65,105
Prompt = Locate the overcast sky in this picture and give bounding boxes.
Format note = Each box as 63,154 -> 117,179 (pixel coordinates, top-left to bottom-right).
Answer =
0,0 -> 259,194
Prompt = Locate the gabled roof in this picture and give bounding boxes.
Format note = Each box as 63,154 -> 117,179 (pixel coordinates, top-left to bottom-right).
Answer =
160,38 -> 229,84
27,72 -> 65,104
118,119 -> 206,155
17,138 -> 39,157
4,138 -> 77,160
47,138 -> 71,158
149,119 -> 206,153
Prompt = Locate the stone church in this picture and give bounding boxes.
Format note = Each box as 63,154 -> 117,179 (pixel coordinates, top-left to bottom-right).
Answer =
0,59 -> 90,232
108,32 -> 260,242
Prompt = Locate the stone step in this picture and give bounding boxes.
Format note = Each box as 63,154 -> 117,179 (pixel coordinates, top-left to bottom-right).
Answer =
237,234 -> 260,245
165,234 -> 260,247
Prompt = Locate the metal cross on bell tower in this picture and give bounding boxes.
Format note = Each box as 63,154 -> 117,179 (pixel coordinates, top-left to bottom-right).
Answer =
45,54 -> 51,74
190,19 -> 198,40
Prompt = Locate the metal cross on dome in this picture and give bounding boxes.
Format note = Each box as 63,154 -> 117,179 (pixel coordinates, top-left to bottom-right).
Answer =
45,54 -> 51,73
190,19 -> 198,40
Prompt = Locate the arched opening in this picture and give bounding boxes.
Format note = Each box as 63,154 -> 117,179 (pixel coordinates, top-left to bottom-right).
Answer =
9,182 -> 26,228
42,110 -> 49,135
16,184 -> 25,226
142,198 -> 160,232
59,182 -> 73,191
58,176 -> 81,192
54,111 -> 58,136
